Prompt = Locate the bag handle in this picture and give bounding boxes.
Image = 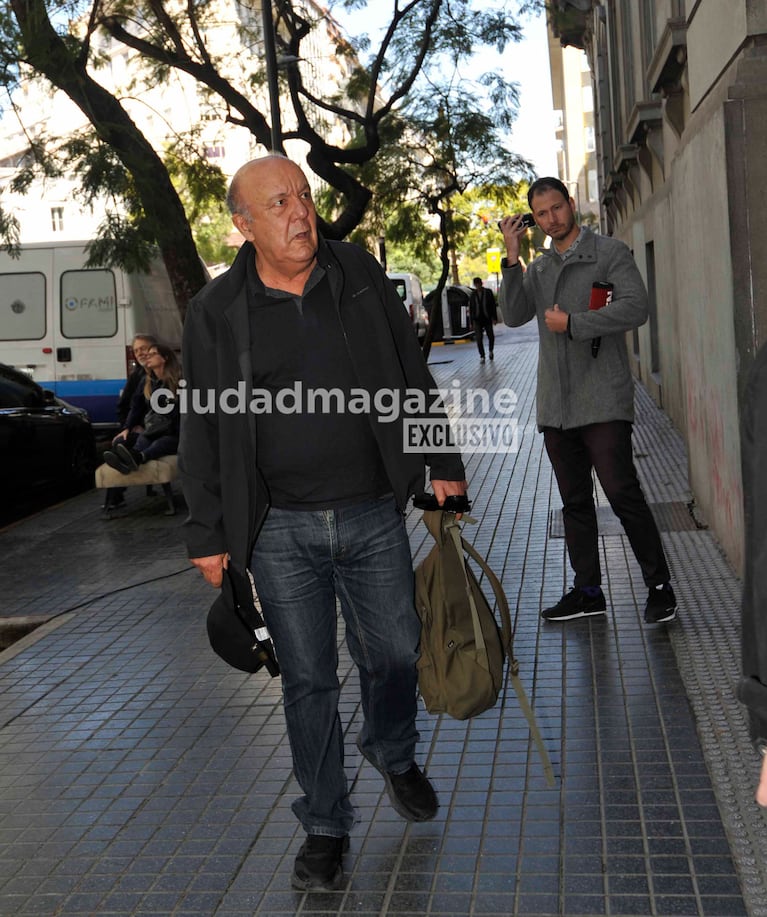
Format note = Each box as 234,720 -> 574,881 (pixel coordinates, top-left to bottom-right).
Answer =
447,518 -> 556,788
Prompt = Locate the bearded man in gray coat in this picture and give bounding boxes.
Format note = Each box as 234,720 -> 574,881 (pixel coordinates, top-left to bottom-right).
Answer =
498,177 -> 676,625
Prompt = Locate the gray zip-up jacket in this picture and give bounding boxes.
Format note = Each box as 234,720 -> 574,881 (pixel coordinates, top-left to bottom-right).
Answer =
499,227 -> 649,430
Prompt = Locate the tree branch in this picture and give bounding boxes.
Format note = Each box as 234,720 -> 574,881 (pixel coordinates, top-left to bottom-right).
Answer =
98,15 -> 273,147
9,0 -> 208,314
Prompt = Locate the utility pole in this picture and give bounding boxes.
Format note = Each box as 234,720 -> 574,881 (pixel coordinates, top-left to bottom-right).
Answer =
261,0 -> 284,153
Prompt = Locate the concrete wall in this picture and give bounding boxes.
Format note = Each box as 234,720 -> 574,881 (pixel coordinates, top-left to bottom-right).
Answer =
670,108 -> 743,567
649,191 -> 685,430
686,1 -> 747,110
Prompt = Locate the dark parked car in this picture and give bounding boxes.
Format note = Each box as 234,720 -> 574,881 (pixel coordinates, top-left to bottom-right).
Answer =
0,363 -> 97,500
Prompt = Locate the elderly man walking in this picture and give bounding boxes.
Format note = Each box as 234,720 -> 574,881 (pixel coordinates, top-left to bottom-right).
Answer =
179,154 -> 467,891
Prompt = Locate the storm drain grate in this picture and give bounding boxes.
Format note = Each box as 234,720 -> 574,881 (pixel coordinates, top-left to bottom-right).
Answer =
548,500 -> 705,538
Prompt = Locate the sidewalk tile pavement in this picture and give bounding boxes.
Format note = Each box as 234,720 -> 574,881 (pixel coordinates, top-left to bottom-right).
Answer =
1,322 -> 766,916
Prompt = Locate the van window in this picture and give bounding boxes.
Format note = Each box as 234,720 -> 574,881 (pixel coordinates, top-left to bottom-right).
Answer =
60,269 -> 118,339
0,272 -> 46,341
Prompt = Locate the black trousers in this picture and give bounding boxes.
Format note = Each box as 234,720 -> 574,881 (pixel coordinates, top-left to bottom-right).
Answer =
543,420 -> 670,588
474,319 -> 494,358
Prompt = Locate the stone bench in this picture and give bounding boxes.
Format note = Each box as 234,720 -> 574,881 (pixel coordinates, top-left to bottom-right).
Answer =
95,454 -> 178,516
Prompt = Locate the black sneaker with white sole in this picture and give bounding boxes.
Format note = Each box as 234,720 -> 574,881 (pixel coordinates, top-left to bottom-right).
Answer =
644,584 -> 678,624
292,834 -> 349,891
541,587 -> 607,621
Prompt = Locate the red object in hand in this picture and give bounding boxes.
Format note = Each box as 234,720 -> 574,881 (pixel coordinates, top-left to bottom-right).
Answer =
589,281 -> 614,310
589,281 -> 614,357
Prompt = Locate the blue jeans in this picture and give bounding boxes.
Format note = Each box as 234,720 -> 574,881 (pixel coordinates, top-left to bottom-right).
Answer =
134,432 -> 178,461
250,496 -> 421,837
118,430 -> 178,461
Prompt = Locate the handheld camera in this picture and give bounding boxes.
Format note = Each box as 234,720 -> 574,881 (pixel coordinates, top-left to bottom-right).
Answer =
498,213 -> 536,231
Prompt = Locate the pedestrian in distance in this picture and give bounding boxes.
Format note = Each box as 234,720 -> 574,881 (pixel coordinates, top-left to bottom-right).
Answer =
498,176 -> 677,625
469,276 -> 497,363
178,153 -> 468,891
738,342 -> 767,807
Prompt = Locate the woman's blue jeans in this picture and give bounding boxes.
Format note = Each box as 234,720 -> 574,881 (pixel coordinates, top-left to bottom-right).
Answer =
250,496 -> 421,837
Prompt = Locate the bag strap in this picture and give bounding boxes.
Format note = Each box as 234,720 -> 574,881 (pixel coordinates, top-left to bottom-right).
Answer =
224,565 -> 280,677
458,529 -> 556,788
224,565 -> 271,644
446,521 -> 490,672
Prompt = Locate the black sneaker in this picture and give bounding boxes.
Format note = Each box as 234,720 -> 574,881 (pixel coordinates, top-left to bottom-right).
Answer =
357,736 -> 438,821
115,443 -> 141,472
541,587 -> 607,621
292,834 -> 349,891
103,450 -> 131,475
644,584 -> 677,624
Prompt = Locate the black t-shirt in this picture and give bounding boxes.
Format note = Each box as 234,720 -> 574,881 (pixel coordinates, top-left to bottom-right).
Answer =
246,258 -> 390,510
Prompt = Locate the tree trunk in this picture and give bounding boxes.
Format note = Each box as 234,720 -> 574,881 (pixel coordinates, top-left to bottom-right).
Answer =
11,0 -> 208,319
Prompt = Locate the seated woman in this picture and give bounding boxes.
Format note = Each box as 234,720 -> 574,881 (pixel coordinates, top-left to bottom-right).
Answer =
104,343 -> 181,474
117,333 -> 158,427
103,332 -> 159,509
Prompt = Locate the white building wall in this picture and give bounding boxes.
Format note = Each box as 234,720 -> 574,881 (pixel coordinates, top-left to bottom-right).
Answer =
670,108 -> 742,543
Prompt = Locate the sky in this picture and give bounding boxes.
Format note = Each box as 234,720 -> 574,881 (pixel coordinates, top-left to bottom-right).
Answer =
497,11 -> 560,177
331,2 -> 559,178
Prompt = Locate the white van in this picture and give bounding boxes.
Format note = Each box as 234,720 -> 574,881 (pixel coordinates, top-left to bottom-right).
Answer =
387,272 -> 428,341
0,242 -> 184,426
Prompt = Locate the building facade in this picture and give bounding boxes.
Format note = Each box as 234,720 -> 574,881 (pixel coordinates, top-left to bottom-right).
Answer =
549,0 -> 767,572
547,34 -> 601,224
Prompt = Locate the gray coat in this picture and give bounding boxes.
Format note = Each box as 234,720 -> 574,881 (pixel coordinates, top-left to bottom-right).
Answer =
499,227 -> 649,430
